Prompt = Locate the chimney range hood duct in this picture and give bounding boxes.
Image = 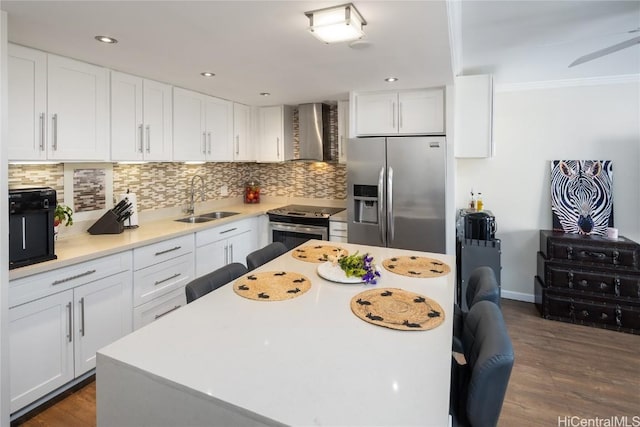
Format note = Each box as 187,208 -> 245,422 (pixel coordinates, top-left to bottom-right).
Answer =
298,103 -> 331,161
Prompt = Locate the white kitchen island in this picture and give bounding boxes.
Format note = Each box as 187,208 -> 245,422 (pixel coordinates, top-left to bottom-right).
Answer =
96,240 -> 455,427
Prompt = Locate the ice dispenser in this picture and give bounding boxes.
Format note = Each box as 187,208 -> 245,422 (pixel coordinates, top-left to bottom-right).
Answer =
353,185 -> 379,224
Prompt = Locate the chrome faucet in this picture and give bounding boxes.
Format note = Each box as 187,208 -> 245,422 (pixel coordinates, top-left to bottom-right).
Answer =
186,174 -> 206,215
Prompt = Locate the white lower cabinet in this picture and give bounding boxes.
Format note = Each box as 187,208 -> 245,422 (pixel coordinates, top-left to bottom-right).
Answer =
9,268 -> 132,413
132,235 -> 194,330
329,220 -> 348,243
195,218 -> 258,277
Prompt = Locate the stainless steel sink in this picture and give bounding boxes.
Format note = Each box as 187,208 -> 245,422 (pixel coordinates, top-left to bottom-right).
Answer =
175,216 -> 214,224
199,211 -> 239,219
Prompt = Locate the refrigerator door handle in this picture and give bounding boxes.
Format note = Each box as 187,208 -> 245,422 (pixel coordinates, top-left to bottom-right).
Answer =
378,166 -> 386,245
387,167 -> 394,243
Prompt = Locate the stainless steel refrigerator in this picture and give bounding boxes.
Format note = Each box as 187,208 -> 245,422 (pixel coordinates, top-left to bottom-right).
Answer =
347,136 -> 446,253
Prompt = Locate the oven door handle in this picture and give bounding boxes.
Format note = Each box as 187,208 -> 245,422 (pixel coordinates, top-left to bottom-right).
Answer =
270,222 -> 327,235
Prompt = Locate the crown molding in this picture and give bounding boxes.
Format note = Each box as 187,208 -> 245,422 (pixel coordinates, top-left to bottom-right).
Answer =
495,74 -> 640,92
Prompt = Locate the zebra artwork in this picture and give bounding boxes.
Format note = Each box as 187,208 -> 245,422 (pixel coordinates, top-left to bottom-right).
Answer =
551,160 -> 614,236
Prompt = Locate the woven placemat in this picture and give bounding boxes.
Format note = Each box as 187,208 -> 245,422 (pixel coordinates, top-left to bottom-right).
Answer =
234,271 -> 311,301
291,245 -> 348,263
350,288 -> 445,331
382,256 -> 451,278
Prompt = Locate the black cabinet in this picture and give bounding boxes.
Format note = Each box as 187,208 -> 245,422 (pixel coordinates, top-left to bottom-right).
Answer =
535,230 -> 640,335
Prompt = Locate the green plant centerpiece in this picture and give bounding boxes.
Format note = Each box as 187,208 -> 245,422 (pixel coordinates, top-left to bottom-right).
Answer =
54,204 -> 74,227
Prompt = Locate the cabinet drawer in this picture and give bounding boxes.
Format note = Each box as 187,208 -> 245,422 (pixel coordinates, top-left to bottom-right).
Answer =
196,218 -> 253,247
330,221 -> 348,236
9,251 -> 132,308
134,234 -> 194,270
537,252 -> 640,300
539,230 -> 640,269
133,253 -> 194,307
329,236 -> 348,243
133,287 -> 186,330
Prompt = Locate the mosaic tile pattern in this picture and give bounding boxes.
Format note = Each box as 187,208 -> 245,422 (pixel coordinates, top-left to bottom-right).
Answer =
8,164 -> 65,203
8,104 -> 346,212
73,168 -> 106,212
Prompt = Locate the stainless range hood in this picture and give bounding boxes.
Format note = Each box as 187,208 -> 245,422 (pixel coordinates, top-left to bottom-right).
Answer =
298,103 -> 331,162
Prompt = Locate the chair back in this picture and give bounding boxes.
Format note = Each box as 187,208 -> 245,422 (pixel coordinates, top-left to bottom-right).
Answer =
246,242 -> 288,271
185,263 -> 248,303
453,300 -> 514,427
466,266 -> 500,309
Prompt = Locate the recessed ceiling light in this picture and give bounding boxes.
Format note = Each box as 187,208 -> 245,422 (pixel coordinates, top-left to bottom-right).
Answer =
385,77 -> 399,82
95,35 -> 118,44
260,92 -> 271,96
201,72 -> 215,77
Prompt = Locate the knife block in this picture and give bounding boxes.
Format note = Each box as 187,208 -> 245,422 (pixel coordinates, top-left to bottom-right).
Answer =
87,210 -> 124,235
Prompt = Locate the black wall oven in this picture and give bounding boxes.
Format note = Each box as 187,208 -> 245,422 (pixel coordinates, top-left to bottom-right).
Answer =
9,187 -> 58,269
267,205 -> 344,250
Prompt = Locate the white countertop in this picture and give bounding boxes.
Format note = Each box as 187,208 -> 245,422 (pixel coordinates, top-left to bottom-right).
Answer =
98,240 -> 455,426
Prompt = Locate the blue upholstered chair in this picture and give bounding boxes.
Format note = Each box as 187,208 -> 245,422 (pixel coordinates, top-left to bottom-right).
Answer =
450,300 -> 515,427
185,262 -> 247,303
246,242 -> 288,271
453,266 -> 501,353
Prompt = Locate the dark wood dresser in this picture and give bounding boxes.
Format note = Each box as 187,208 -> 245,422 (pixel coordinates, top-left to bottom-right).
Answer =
535,230 -> 640,335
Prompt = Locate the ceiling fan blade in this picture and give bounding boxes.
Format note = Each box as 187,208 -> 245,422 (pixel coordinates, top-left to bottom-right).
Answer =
569,36 -> 640,67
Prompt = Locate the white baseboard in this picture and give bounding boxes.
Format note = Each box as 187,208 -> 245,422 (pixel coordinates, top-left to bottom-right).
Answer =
501,290 -> 535,303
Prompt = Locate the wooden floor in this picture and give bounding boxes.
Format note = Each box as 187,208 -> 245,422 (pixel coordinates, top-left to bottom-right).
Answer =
13,299 -> 640,426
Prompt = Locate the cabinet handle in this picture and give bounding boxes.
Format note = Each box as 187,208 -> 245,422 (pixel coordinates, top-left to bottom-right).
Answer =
229,244 -> 234,262
154,305 -> 182,320
154,273 -> 181,286
146,125 -> 151,153
224,245 -> 229,264
52,113 -> 58,151
236,135 -> 240,155
567,272 -> 574,288
79,297 -> 85,337
615,306 -> 622,326
52,269 -> 97,286
39,113 -> 46,151
399,102 -> 403,129
67,302 -> 73,342
392,102 -> 396,129
577,250 -> 606,260
581,309 -> 589,318
202,132 -> 207,154
155,246 -> 181,256
566,247 -> 574,259
219,227 -> 237,234
578,279 -> 588,288
207,132 -> 212,154
138,124 -> 144,153
614,278 -> 620,296
612,250 -> 620,265
21,217 -> 26,250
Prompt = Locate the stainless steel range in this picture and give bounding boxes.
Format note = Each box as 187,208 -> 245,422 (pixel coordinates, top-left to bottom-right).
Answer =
267,204 -> 345,250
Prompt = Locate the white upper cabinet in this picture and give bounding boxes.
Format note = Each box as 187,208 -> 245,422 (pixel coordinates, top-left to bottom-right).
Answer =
47,54 -> 110,161
337,100 -> 349,164
353,88 -> 444,136
257,105 -> 294,162
8,45 -> 109,161
233,102 -> 254,161
111,71 -> 173,161
173,87 -> 233,162
454,74 -> 494,158
8,44 -> 47,161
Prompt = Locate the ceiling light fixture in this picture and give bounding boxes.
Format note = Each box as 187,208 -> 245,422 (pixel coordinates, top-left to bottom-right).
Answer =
385,77 -> 399,82
260,92 -> 271,96
95,35 -> 118,44
305,3 -> 366,44
200,72 -> 215,77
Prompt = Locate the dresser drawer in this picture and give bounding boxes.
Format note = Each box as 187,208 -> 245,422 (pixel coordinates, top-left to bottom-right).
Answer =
9,251 -> 132,308
134,234 -> 194,270
133,287 -> 186,330
133,253 -> 194,307
541,291 -> 640,333
537,252 -> 640,300
540,230 -> 640,269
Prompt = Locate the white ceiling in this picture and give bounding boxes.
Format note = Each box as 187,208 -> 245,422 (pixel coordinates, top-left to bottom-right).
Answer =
2,1 -> 638,107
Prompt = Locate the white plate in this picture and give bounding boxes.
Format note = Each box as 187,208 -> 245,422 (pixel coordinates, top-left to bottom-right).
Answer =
316,261 -> 363,284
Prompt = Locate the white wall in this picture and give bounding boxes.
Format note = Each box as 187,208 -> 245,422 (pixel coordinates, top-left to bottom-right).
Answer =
456,77 -> 640,301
